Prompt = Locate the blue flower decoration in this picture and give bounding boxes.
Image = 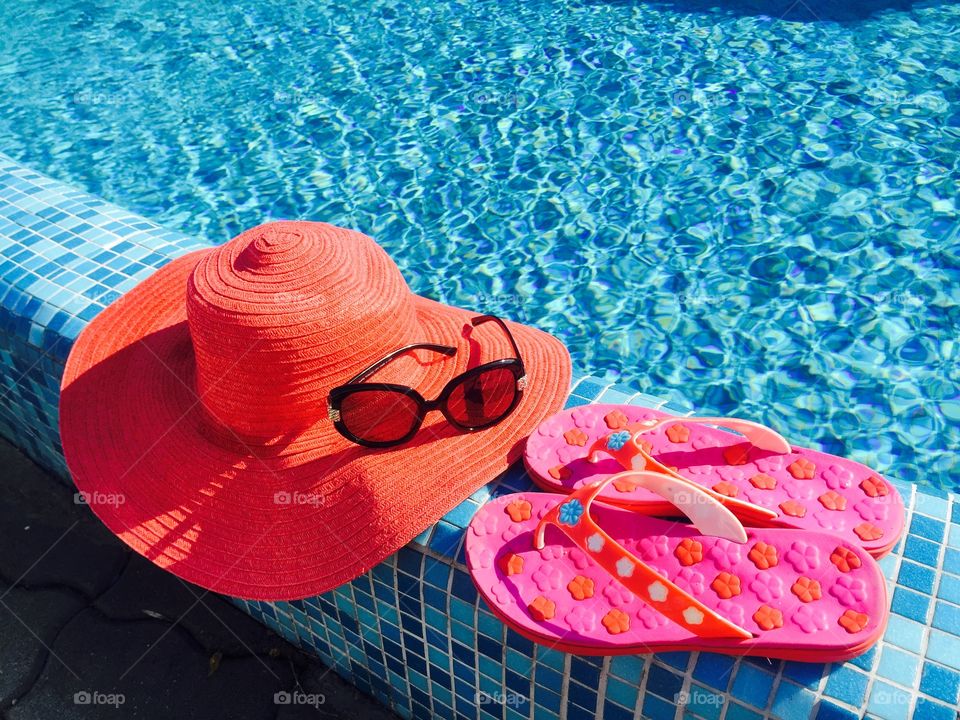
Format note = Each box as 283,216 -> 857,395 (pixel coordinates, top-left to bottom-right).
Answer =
558,499 -> 584,526
607,431 -> 631,451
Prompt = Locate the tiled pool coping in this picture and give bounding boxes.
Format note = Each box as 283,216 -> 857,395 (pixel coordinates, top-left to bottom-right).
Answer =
1,153 -> 958,720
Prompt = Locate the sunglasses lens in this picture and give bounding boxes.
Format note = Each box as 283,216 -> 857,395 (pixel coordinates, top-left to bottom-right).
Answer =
339,389 -> 421,444
446,367 -> 519,429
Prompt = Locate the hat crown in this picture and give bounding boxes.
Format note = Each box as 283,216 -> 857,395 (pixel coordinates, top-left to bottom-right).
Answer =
185,221 -> 419,439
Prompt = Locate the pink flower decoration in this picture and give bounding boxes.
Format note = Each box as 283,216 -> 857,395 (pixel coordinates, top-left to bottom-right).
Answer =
532,564 -> 562,591
717,600 -> 745,627
792,605 -> 829,633
470,513 -> 499,537
830,575 -> 867,607
636,604 -> 667,629
539,544 -> 564,561
502,524 -> 521,542
822,465 -> 853,490
749,574 -> 784,603
717,466 -> 746,482
709,539 -> 743,568
754,455 -> 786,473
815,512 -> 848,531
537,419 -> 564,438
571,408 -> 600,429
568,548 -> 592,570
855,498 -> 890,522
675,568 -> 705,595
491,583 -> 514,606
603,582 -> 634,607
638,535 -> 669,559
473,547 -> 494,569
784,481 -> 815,500
785,542 -> 821,573
565,605 -> 597,634
691,435 -> 720,450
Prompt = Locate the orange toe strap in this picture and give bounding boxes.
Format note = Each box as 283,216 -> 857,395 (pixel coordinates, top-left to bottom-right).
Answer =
534,472 -> 753,640
587,418 -> 783,523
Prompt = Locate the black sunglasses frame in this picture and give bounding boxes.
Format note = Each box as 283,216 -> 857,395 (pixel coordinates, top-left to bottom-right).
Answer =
327,315 -> 527,448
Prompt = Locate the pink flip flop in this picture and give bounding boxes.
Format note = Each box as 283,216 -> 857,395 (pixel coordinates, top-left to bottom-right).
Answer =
466,470 -> 888,660
524,405 -> 904,558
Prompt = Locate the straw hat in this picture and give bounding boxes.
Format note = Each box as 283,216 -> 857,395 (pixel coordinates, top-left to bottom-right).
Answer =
60,221 -> 571,600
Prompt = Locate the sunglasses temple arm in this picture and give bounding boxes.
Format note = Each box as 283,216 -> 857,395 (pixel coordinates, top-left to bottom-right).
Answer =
471,315 -> 524,366
346,343 -> 457,384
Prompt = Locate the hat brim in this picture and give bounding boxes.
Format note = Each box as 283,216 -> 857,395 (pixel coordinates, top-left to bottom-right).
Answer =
60,249 -> 571,600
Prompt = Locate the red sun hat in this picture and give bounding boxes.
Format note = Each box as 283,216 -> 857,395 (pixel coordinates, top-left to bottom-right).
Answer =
59,221 -> 571,600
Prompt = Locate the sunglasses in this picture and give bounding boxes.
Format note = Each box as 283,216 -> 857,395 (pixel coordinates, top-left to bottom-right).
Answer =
327,315 -> 527,448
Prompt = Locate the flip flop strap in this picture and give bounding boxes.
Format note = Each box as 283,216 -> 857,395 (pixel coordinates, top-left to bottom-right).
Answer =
589,416 -> 789,522
534,472 -> 753,640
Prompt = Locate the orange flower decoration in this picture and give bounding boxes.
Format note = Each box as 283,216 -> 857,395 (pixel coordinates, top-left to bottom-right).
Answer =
818,491 -> 847,511
604,410 -> 629,429
613,476 -> 639,493
838,609 -> 869,633
675,538 -> 703,566
860,476 -> 889,498
712,482 -> 739,498
666,424 -> 690,443
830,546 -> 862,573
498,553 -> 524,576
791,576 -> 822,603
788,458 -> 816,479
854,523 -> 884,541
548,465 -> 571,481
748,542 -> 779,570
711,572 -> 741,599
567,575 -> 595,601
528,595 -> 556,621
564,428 -> 589,447
750,473 -> 777,490
505,499 -> 532,522
779,500 -> 807,518
753,605 -> 784,631
602,608 -> 631,635
723,444 -> 750,466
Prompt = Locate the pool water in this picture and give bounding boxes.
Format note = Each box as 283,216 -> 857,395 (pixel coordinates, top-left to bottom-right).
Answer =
1,0 -> 957,491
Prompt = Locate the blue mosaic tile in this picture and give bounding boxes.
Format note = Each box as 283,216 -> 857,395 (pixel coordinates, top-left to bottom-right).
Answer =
913,697 -> 957,720
823,664 -> 868,707
919,662 -> 960,704
730,664 -> 774,710
866,680 -> 912,720
771,681 -> 816,720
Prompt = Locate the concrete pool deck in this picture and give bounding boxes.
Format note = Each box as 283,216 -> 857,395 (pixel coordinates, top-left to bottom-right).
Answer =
1,153 -> 959,720
0,436 -> 398,720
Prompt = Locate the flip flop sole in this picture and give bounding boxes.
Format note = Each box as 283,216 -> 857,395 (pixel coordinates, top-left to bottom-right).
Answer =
525,404 -> 904,557
467,492 -> 888,660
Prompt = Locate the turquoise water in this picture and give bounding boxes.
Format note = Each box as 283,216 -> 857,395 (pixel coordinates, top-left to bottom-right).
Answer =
0,0 -> 957,490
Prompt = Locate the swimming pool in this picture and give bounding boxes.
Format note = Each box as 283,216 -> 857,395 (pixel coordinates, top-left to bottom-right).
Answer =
1,0 -> 957,491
